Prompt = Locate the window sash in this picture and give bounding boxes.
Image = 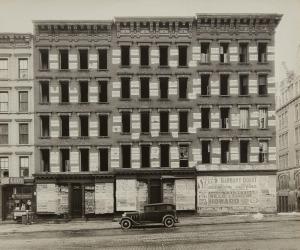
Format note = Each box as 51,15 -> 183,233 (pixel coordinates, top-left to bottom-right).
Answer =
19,59 -> 28,70
0,59 -> 8,70
239,109 -> 249,129
0,157 -> 8,169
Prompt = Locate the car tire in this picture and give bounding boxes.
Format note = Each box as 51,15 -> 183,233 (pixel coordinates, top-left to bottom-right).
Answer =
121,219 -> 132,229
163,217 -> 175,228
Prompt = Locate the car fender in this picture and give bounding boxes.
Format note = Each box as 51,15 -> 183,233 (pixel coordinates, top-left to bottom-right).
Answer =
120,216 -> 140,225
162,214 -> 175,223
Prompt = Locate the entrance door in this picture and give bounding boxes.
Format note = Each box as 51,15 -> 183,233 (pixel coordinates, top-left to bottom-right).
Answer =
72,185 -> 82,217
149,180 -> 162,204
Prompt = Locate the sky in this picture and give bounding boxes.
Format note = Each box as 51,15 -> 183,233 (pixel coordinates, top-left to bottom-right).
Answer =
0,0 -> 300,81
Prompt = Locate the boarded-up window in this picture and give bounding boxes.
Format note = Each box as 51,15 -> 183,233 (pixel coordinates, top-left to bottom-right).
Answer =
239,108 -> 249,129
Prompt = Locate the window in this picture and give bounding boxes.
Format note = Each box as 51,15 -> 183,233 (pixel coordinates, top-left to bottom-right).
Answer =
220,74 -> 229,96
121,77 -> 130,99
59,50 -> 69,70
159,46 -> 168,66
0,58 -> 8,78
221,141 -> 230,164
160,111 -> 169,133
296,150 -> 300,166
239,43 -> 248,63
18,91 -> 28,112
178,46 -> 187,67
220,108 -> 230,129
202,141 -> 211,164
40,149 -> 50,172
258,75 -> 268,95
60,81 -> 69,103
178,77 -> 188,99
40,81 -> 49,103
79,49 -> 88,70
40,116 -> 50,137
159,77 -> 169,99
121,46 -> 130,66
0,92 -> 8,112
239,108 -> 249,129
200,43 -> 210,63
98,80 -> 108,102
259,141 -> 268,163
18,58 -> 28,79
258,43 -> 267,63
60,115 -> 69,137
0,124 -> 8,144
99,148 -> 109,171
121,111 -> 131,133
140,46 -> 149,66
121,144 -> 131,168
140,111 -> 150,133
60,149 -> 70,172
201,108 -> 210,129
201,74 -> 210,96
240,140 -> 249,163
80,149 -> 89,171
239,74 -> 249,95
19,123 -> 29,144
141,144 -> 150,168
39,49 -> 49,70
220,43 -> 229,63
140,77 -> 150,99
259,108 -> 268,129
99,114 -> 108,136
0,157 -> 9,177
179,111 -> 188,133
79,81 -> 88,103
179,145 -> 189,168
79,115 -> 89,137
160,144 -> 170,168
20,156 -> 29,177
98,49 -> 107,70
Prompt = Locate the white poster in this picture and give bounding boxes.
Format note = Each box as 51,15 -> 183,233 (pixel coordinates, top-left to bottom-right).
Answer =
95,183 -> 114,214
175,179 -> 195,210
116,179 -> 137,211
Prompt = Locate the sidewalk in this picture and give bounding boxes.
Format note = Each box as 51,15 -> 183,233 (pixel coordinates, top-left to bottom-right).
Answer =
0,213 -> 300,235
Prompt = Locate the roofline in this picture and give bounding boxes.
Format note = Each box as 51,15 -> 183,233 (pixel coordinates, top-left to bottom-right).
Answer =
0,32 -> 32,36
196,13 -> 283,17
32,20 -> 113,24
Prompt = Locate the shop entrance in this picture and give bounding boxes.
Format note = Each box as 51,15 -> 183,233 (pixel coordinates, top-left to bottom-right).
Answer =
149,180 -> 162,204
71,185 -> 83,217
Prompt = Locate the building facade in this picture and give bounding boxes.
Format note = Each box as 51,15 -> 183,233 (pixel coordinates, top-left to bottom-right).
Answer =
0,33 -> 35,220
276,73 -> 300,212
33,14 -> 281,218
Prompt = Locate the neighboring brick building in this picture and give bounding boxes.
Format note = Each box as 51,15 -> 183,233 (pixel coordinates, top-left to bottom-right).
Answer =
33,14 -> 281,218
0,33 -> 35,220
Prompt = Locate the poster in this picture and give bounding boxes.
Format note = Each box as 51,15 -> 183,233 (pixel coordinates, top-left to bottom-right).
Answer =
163,182 -> 175,204
57,185 -> 69,214
175,179 -> 195,210
116,179 -> 137,211
36,184 -> 57,213
85,185 -> 95,214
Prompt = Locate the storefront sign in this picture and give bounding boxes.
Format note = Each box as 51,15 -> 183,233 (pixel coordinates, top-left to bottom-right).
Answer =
1,177 -> 24,185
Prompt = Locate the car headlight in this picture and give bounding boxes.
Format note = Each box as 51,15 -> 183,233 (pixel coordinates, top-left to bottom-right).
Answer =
122,212 -> 127,217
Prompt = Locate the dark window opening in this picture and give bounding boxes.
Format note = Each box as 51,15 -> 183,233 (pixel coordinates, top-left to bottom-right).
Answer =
40,149 -> 50,172
98,81 -> 108,102
201,74 -> 210,95
121,145 -> 131,168
201,43 -> 210,63
220,43 -> 229,63
79,49 -> 88,70
160,111 -> 169,133
60,116 -> 69,137
121,77 -> 130,99
202,141 -> 211,164
159,46 -> 168,66
149,180 -> 162,203
179,77 -> 188,99
59,49 -> 69,70
140,77 -> 150,99
40,82 -> 49,103
240,141 -> 249,163
258,43 -> 267,63
221,141 -> 230,164
220,74 -> 229,95
141,145 -> 150,168
80,149 -> 89,171
40,49 -> 49,70
98,49 -> 107,70
201,108 -> 210,129
140,46 -> 149,66
179,145 -> 189,168
159,77 -> 169,99
239,43 -> 248,63
258,75 -> 268,95
141,111 -> 150,133
79,115 -> 89,137
160,144 -> 170,168
60,149 -> 70,172
79,81 -> 89,102
121,46 -> 130,66
239,75 -> 249,95
99,114 -> 108,136
40,116 -> 50,137
220,108 -> 230,129
179,111 -> 188,133
99,148 -> 109,171
121,112 -> 131,133
178,46 -> 187,67
60,81 -> 69,103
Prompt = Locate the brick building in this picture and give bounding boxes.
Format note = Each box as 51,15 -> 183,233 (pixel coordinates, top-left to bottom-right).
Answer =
33,14 -> 281,218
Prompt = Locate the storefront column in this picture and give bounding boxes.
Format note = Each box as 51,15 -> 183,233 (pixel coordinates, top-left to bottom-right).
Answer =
0,186 -> 2,221
68,183 -> 72,218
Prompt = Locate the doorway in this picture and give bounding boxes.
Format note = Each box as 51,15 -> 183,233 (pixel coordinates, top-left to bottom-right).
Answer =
71,185 -> 83,217
149,180 -> 162,204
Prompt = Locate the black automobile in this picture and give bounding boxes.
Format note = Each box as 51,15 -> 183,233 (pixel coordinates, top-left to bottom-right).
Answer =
119,203 -> 179,229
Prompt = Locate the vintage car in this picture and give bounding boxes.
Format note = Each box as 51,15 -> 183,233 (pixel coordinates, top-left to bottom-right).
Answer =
119,203 -> 179,229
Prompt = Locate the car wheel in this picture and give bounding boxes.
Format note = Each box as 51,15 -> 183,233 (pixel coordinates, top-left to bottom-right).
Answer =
121,219 -> 132,229
164,217 -> 175,228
